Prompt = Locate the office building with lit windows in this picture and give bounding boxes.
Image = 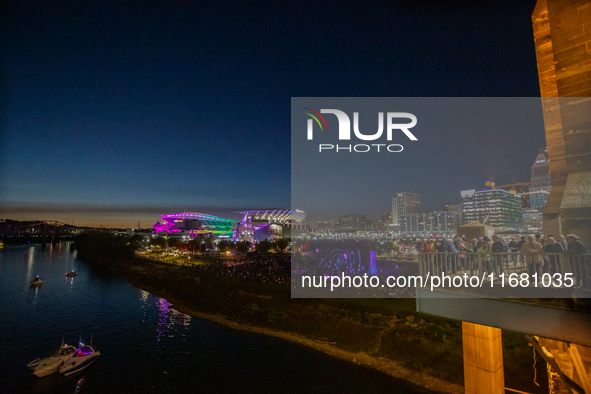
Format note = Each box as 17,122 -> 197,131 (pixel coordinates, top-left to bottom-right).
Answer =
529,148 -> 551,209
399,211 -> 461,236
523,208 -> 543,234
391,192 -> 421,226
461,189 -> 523,231
336,213 -> 367,232
438,202 -> 463,225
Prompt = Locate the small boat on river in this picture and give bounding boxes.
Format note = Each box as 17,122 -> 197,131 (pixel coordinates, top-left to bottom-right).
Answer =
30,276 -> 43,286
59,345 -> 100,376
28,345 -> 77,377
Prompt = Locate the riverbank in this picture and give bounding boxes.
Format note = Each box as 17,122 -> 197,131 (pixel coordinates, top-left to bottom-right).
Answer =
74,248 -> 550,394
155,295 -> 463,394
120,258 -> 463,394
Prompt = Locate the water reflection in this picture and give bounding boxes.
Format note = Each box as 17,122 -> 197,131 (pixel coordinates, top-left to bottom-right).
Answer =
32,286 -> 39,307
154,297 -> 191,345
74,376 -> 87,394
26,246 -> 35,280
0,244 -> 420,394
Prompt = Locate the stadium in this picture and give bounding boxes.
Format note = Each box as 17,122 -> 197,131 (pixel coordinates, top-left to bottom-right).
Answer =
233,209 -> 307,241
153,212 -> 236,238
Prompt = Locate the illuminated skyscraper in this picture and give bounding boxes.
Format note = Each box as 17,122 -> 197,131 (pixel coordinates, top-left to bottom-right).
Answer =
391,192 -> 421,226
529,148 -> 551,209
399,211 -> 461,236
461,189 -> 523,231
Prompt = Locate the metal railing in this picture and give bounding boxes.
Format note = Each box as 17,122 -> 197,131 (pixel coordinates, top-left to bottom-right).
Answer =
418,251 -> 591,291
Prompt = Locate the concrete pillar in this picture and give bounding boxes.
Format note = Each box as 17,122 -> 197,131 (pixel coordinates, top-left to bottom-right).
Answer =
462,322 -> 504,394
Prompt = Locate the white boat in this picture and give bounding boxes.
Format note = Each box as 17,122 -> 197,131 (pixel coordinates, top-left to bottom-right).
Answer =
30,276 -> 43,286
59,345 -> 100,376
28,345 -> 77,377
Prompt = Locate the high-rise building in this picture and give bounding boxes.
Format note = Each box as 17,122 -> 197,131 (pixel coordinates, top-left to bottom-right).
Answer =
336,213 -> 367,232
511,184 -> 532,210
391,193 -> 421,226
381,210 -> 392,225
529,148 -> 551,209
438,202 -> 463,224
399,211 -> 461,236
523,208 -> 543,234
461,189 -> 523,231
366,219 -> 387,233
317,220 -> 334,233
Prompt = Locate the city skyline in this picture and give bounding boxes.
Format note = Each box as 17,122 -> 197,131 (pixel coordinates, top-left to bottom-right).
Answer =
1,141 -> 549,230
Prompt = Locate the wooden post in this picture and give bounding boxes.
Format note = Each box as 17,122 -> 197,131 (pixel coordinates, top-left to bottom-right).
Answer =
462,322 -> 504,394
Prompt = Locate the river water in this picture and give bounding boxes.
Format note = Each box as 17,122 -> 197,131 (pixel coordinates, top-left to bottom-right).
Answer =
0,244 -> 431,393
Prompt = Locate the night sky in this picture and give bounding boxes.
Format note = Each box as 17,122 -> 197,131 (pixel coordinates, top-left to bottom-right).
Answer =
1,0 -> 542,227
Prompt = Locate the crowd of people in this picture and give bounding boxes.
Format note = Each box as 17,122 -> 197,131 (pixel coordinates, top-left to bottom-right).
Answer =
416,233 -> 586,257
417,233 -> 588,286
191,254 -> 292,286
162,232 -> 589,289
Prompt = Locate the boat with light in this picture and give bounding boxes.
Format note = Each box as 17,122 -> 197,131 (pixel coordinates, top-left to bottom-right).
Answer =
28,345 -> 77,377
30,276 -> 43,286
59,344 -> 100,376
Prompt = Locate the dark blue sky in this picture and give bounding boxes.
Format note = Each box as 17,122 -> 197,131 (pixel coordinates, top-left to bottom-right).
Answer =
1,0 -> 541,227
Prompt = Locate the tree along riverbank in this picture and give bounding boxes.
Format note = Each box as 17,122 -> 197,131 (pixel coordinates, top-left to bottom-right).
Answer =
73,233 -> 549,393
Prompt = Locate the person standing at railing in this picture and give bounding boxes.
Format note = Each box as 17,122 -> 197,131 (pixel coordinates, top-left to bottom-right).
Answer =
566,235 -> 587,288
457,237 -> 468,271
477,241 -> 492,274
509,238 -> 518,253
556,235 -> 568,252
491,235 -> 506,275
420,239 -> 430,253
510,237 -> 520,267
436,239 -> 448,274
543,236 -> 563,274
452,236 -> 461,251
566,234 -> 585,254
463,239 -> 477,273
514,236 -> 526,268
444,238 -> 459,273
520,236 -> 543,276
516,236 -> 526,251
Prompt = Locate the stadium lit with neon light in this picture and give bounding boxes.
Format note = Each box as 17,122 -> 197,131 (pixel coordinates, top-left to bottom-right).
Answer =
233,209 -> 307,241
153,212 -> 236,238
